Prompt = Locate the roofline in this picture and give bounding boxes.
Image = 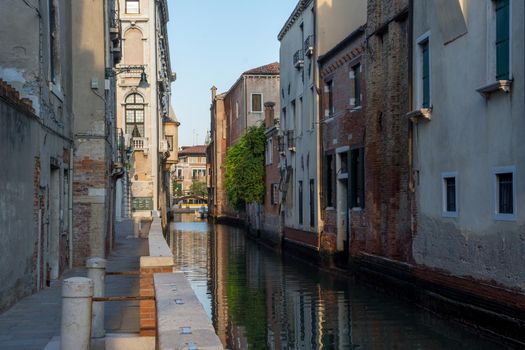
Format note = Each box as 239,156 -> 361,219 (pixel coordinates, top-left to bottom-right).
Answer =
317,25 -> 366,65
278,0 -> 313,41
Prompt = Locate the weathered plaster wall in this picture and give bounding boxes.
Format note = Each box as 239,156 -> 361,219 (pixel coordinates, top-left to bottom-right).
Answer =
412,0 -> 525,290
279,0 -> 319,237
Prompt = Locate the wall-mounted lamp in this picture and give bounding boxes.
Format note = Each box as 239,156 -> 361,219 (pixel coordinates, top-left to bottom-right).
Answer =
105,65 -> 149,88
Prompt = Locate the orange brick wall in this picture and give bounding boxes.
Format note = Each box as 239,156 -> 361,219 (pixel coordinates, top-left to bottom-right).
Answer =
139,265 -> 173,336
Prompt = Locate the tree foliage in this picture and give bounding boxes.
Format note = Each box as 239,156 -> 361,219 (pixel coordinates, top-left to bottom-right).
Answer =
189,181 -> 207,197
224,124 -> 266,209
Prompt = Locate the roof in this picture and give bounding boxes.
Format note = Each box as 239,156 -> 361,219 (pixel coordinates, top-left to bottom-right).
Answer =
163,105 -> 180,124
243,62 -> 280,76
278,0 -> 313,41
178,145 -> 207,156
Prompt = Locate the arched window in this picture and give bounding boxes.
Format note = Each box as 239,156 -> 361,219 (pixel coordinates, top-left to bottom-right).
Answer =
125,93 -> 144,137
124,28 -> 143,65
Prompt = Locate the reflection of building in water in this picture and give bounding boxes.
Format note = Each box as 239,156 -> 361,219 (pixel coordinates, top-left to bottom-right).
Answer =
210,224 -> 230,346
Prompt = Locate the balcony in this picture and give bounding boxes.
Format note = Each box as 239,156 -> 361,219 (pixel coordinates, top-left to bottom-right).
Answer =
304,35 -> 314,57
293,50 -> 304,69
132,137 -> 148,153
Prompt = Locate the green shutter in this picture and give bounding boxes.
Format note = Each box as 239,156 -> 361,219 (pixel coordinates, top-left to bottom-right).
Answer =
422,41 -> 430,108
496,0 -> 510,80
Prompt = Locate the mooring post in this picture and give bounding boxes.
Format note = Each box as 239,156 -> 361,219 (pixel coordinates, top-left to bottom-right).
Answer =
60,277 -> 94,350
87,257 -> 107,339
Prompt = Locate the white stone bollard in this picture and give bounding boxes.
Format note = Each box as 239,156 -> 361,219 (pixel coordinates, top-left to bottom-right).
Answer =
60,277 -> 94,350
87,257 -> 107,339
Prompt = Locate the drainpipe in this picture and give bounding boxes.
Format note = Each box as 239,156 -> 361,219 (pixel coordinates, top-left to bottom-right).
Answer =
313,0 -> 324,250
69,147 -> 74,269
408,0 -> 416,245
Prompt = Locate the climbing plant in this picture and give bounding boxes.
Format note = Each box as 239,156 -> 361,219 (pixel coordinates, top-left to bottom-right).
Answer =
224,124 -> 266,210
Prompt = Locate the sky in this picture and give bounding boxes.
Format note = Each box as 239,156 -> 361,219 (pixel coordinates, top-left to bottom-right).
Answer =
167,0 -> 297,147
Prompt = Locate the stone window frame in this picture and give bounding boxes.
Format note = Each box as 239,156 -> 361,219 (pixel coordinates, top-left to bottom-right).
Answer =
441,171 -> 459,218
250,93 -> 263,113
124,92 -> 146,137
125,0 -> 140,14
493,165 -> 517,221
415,31 -> 431,110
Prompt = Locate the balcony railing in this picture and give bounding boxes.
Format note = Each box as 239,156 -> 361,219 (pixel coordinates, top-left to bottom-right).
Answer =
132,137 -> 148,152
293,50 -> 304,69
304,35 -> 314,57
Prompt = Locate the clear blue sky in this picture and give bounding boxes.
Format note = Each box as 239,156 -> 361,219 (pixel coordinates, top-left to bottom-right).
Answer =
167,0 -> 297,147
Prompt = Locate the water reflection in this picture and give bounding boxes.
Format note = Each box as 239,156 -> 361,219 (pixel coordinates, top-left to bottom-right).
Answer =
170,217 -> 503,350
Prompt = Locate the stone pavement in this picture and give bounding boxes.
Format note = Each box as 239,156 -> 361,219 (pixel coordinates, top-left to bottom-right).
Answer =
0,220 -> 147,350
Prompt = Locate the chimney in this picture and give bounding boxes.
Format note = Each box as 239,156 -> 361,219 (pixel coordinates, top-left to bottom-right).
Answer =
211,86 -> 217,100
264,101 -> 276,129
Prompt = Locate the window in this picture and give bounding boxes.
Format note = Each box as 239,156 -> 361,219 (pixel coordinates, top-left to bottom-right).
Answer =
298,181 -> 303,225
495,0 -> 510,80
235,101 -> 239,119
442,172 -> 458,217
126,0 -> 140,14
325,80 -> 334,117
124,28 -> 144,65
166,136 -> 173,151
251,93 -> 262,113
291,100 -> 296,132
298,97 -> 303,134
282,107 -> 287,130
265,138 -> 273,165
324,154 -> 335,208
309,87 -> 315,130
48,0 -> 60,83
494,167 -> 516,220
309,179 -> 315,227
350,148 -> 365,209
351,63 -> 361,107
125,94 -> 145,137
271,184 -> 279,205
420,39 -> 430,108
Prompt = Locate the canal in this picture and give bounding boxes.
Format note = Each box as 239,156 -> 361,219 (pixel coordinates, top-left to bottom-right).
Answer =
168,215 -> 505,349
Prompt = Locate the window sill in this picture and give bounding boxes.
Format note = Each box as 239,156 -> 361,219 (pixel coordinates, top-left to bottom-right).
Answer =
347,105 -> 362,112
351,207 -> 363,212
476,80 -> 512,98
442,211 -> 458,218
494,213 -> 516,222
407,108 -> 432,123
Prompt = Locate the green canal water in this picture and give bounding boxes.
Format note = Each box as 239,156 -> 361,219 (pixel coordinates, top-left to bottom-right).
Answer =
168,216 -> 506,349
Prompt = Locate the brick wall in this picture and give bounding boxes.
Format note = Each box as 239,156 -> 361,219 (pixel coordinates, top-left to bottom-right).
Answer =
139,264 -> 173,336
363,0 -> 413,261
319,28 -> 368,258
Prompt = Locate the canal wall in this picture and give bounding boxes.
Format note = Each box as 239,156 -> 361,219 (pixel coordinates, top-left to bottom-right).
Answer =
143,217 -> 223,349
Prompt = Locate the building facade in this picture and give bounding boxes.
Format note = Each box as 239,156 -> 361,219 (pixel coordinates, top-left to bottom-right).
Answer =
207,63 -> 280,221
411,0 -> 525,294
279,0 -> 319,250
174,145 -> 207,199
318,25 -> 367,262
0,0 -> 121,311
71,0 -> 122,265
116,0 -> 175,230
0,0 -> 74,311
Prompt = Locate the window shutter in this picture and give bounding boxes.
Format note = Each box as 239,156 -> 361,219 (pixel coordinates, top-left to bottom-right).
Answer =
422,41 -> 430,108
496,0 -> 510,80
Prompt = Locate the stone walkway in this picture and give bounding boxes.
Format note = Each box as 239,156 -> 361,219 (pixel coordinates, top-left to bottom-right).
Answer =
0,220 -> 147,350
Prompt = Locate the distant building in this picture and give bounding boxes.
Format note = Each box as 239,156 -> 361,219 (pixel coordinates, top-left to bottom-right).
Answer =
174,145 -> 207,198
262,102 -> 282,245
116,0 -> 175,230
207,63 -> 280,221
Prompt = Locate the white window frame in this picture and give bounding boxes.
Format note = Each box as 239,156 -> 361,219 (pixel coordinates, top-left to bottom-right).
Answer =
493,166 -> 517,221
250,93 -> 263,113
441,172 -> 459,218
415,31 -> 431,109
